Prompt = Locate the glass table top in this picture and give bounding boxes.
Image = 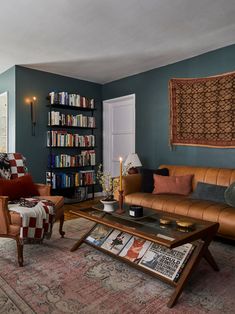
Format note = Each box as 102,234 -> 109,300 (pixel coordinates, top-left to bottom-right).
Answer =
70,202 -> 216,248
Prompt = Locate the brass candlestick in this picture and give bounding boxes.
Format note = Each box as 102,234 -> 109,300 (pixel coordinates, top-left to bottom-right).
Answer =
116,190 -> 124,214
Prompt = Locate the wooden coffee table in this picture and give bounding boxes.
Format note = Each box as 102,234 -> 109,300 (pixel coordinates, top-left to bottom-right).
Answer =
70,203 -> 219,308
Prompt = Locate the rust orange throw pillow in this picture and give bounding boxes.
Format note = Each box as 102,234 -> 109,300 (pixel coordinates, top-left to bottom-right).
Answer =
0,174 -> 39,200
153,174 -> 193,196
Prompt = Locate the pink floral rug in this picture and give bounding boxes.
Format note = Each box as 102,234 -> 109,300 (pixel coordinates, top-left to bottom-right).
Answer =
0,218 -> 235,314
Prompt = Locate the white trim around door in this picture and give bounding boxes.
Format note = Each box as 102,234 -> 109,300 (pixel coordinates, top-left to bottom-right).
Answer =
103,94 -> 135,177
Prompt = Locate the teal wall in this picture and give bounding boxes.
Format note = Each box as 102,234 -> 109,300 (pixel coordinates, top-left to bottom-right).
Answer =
102,44 -> 235,169
0,66 -> 16,152
15,66 -> 102,183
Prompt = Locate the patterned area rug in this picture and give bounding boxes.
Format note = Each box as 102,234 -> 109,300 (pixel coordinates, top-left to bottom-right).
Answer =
0,218 -> 235,314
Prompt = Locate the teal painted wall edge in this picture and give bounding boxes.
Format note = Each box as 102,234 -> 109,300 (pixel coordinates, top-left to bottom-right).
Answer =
15,66 -> 102,183
102,44 -> 235,169
0,66 -> 16,152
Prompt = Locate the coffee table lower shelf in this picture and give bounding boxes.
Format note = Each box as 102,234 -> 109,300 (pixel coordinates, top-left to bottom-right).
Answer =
70,212 -> 219,308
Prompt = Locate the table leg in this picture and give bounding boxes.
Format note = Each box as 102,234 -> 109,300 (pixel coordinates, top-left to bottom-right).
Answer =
167,241 -> 204,308
59,214 -> 65,238
203,248 -> 219,271
70,222 -> 96,252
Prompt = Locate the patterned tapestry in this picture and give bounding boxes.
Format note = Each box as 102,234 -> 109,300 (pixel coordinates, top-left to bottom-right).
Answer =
169,71 -> 235,148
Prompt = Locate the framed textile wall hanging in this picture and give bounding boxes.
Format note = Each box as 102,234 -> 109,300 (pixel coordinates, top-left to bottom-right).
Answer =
169,71 -> 235,148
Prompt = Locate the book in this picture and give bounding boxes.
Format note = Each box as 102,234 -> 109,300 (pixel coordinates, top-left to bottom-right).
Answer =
86,224 -> 113,246
119,236 -> 151,263
139,242 -> 193,281
101,230 -> 132,255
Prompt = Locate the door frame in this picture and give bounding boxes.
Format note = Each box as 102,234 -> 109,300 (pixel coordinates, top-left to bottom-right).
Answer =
0,91 -> 8,152
103,94 -> 135,175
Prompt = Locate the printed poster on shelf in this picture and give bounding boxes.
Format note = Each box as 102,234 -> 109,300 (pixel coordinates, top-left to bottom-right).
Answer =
119,236 -> 151,263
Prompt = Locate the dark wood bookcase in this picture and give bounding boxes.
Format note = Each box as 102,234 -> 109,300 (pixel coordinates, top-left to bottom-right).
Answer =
46,94 -> 96,204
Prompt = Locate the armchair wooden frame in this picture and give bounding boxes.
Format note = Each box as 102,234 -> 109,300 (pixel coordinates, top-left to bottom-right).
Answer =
0,183 -> 64,267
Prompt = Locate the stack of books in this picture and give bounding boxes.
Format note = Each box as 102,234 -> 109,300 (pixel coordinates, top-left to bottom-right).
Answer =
49,92 -> 94,108
47,131 -> 95,147
48,111 -> 96,128
48,151 -> 96,168
46,170 -> 96,189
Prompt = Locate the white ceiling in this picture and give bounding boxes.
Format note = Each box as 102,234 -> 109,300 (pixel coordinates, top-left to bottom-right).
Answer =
1,0 -> 235,84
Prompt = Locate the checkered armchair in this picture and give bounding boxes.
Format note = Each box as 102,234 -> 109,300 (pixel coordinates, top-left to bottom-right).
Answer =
0,153 -> 65,266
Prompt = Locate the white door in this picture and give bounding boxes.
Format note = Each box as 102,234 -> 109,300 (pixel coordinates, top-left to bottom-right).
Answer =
103,94 -> 135,177
0,92 -> 8,153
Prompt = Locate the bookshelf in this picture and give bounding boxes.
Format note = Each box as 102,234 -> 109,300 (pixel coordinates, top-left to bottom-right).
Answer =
46,92 -> 97,203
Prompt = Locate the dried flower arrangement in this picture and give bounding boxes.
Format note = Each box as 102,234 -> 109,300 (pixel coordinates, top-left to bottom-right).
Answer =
96,164 -> 130,201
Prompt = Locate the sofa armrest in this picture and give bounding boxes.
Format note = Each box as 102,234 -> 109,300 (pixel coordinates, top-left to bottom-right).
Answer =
114,174 -> 142,200
35,183 -> 51,196
0,196 -> 10,234
123,174 -> 142,195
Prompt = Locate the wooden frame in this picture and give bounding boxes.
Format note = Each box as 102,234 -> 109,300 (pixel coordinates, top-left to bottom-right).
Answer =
70,207 -> 219,308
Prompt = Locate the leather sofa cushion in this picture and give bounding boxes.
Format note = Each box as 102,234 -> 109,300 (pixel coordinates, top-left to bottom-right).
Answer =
153,174 -> 193,196
125,192 -> 235,239
190,182 -> 227,203
140,168 -> 169,193
0,175 -> 39,200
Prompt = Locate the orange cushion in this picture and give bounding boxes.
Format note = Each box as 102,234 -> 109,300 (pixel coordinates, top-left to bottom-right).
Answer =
153,174 -> 193,196
0,175 -> 39,200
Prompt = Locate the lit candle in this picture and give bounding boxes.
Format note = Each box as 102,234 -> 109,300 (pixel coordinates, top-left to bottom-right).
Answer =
119,157 -> 123,191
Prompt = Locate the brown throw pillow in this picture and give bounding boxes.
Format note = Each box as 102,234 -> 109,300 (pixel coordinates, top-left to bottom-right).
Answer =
152,174 -> 194,196
0,174 -> 39,201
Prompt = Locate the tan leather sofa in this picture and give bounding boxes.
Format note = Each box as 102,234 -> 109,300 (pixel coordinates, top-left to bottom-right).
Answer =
121,165 -> 235,240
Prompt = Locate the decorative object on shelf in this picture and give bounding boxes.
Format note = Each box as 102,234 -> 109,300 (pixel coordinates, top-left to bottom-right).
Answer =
129,205 -> 143,218
224,182 -> 235,207
100,199 -> 117,212
116,189 -> 124,214
26,96 -> 37,136
96,164 -> 119,201
159,217 -> 172,225
124,153 -> 142,174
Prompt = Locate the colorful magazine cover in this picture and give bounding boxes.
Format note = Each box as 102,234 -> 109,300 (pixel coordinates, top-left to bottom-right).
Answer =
119,236 -> 151,263
139,242 -> 193,281
101,230 -> 132,255
86,224 -> 113,246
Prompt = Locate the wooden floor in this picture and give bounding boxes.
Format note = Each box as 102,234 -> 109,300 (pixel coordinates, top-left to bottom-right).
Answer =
63,197 -> 101,221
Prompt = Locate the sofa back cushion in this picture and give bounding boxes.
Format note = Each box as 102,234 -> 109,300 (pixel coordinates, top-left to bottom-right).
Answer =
153,174 -> 193,196
190,182 -> 226,203
140,168 -> 169,193
159,165 -> 235,191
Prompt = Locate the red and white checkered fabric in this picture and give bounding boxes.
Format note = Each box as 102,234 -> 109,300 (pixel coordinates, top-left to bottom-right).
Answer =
8,153 -> 26,179
8,198 -> 55,242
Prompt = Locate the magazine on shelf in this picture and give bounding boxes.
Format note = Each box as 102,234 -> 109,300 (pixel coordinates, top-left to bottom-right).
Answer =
119,236 -> 151,263
101,230 -> 132,255
86,224 -> 113,246
139,242 -> 194,282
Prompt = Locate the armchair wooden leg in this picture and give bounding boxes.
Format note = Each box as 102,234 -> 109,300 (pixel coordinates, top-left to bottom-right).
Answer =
16,239 -> 23,267
59,214 -> 65,238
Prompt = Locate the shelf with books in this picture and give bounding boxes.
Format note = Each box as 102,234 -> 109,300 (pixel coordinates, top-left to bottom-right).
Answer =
46,104 -> 96,111
47,125 -> 96,130
47,91 -> 97,203
48,111 -> 96,128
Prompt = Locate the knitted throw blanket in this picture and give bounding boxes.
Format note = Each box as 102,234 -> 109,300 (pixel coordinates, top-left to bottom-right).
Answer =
8,198 -> 55,243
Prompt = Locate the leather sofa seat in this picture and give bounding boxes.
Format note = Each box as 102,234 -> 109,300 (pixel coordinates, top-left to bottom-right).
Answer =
121,165 -> 235,240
